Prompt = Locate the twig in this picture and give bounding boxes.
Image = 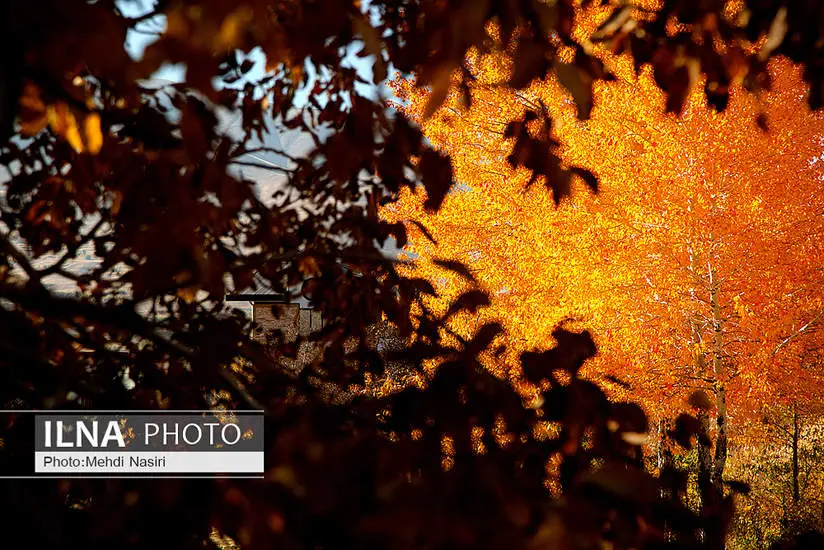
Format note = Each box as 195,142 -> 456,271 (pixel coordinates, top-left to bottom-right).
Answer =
774,309 -> 824,355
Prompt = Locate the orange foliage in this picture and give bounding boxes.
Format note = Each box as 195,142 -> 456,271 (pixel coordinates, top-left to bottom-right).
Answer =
383,52 -> 824,442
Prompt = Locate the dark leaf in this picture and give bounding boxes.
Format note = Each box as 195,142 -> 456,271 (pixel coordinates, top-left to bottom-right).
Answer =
577,462 -> 659,506
418,149 -> 453,211
554,61 -> 593,119
670,413 -> 701,449
373,56 -> 388,83
409,220 -> 437,244
422,65 -> 453,120
466,322 -> 504,354
688,390 -> 713,411
521,327 -> 596,383
663,65 -> 692,114
432,258 -> 477,283
386,221 -> 408,249
509,38 -> 552,89
406,277 -> 437,297
239,59 -> 255,73
724,480 -> 751,496
445,289 -> 490,319
571,167 -> 598,193
756,113 -> 769,132
610,402 -> 648,434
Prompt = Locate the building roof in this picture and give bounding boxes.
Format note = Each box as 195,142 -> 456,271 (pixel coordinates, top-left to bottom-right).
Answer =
224,272 -> 310,305
224,292 -> 288,302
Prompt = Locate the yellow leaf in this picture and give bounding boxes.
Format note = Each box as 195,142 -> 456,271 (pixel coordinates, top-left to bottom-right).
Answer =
65,123 -> 85,153
84,113 -> 103,154
47,102 -> 84,153
46,103 -> 68,136
177,286 -> 199,303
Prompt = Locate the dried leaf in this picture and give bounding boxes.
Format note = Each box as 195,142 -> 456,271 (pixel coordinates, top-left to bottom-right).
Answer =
423,65 -> 454,120
84,113 -> 103,154
432,258 -> 477,283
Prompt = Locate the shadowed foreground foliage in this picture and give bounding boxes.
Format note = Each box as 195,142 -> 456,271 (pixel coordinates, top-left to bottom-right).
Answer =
1,0 -> 824,547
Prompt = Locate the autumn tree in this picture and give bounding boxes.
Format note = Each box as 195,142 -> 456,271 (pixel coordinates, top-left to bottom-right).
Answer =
384,44 -> 824,513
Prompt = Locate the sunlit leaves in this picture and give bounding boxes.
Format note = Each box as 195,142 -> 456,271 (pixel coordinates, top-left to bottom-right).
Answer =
16,83 -> 104,154
384,53 -> 824,443
83,113 -> 103,154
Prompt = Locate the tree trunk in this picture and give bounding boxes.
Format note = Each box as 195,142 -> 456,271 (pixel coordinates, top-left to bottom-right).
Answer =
792,406 -> 800,504
711,386 -> 727,488
696,409 -> 717,545
657,417 -> 674,541
697,409 -> 713,499
708,264 -> 728,492
657,417 -> 673,475
689,316 -> 713,517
